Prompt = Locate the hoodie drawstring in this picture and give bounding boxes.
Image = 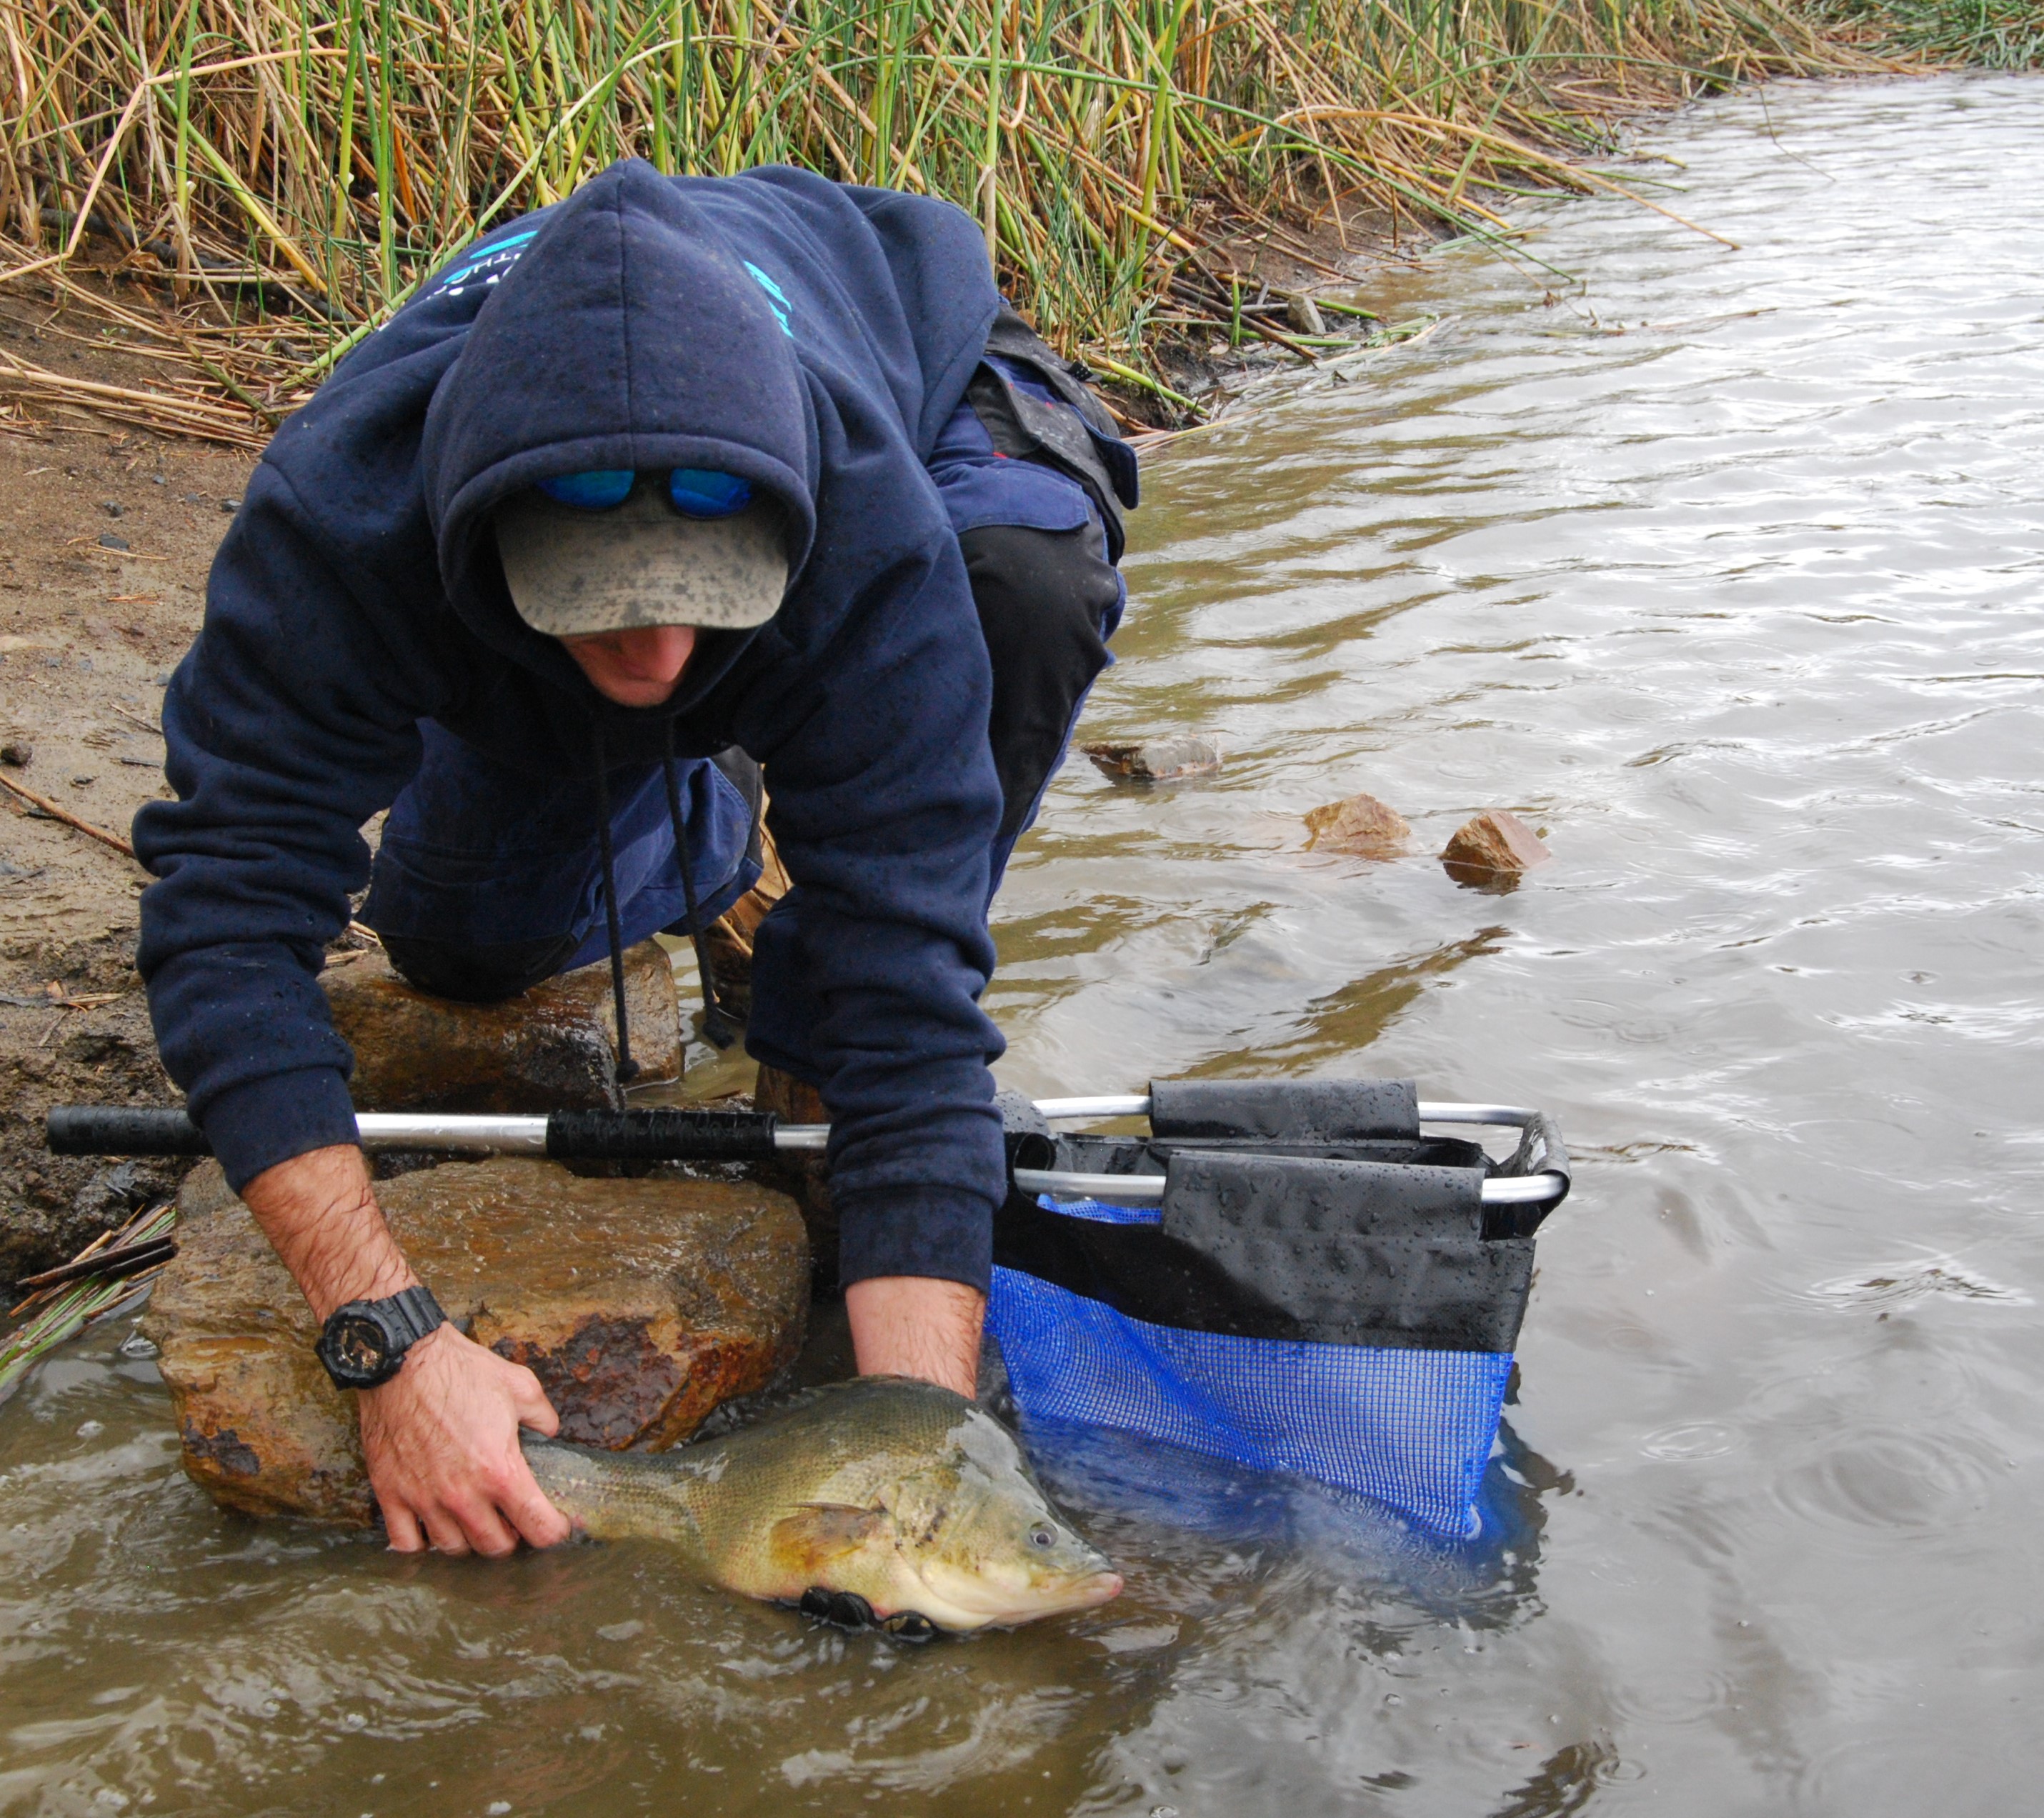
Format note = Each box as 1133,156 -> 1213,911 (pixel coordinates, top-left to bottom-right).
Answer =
663,721 -> 738,1049
590,727 -> 639,1086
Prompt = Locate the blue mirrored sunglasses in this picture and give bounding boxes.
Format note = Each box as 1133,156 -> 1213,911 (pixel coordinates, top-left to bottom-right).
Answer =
535,468 -> 755,519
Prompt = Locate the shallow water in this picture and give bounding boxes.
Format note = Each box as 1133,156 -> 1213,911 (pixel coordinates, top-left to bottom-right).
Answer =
7,73 -> 2043,1815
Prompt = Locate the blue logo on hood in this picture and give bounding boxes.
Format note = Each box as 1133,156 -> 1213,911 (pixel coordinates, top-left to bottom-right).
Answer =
744,261 -> 794,337
435,229 -> 539,299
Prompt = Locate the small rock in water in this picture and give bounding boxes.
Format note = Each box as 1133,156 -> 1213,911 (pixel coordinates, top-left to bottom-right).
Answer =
1285,294 -> 1326,336
1080,736 -> 1223,781
1440,809 -> 1551,886
1303,791 -> 1410,859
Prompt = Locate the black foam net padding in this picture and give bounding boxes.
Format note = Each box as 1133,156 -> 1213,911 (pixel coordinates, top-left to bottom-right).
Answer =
544,1108 -> 779,1162
994,1089 -> 1051,1138
1160,1152 -> 1532,1352
1482,1112 -> 1572,1240
1050,1132 -> 1489,1179
1147,1078 -> 1420,1142
994,1139 -> 1535,1353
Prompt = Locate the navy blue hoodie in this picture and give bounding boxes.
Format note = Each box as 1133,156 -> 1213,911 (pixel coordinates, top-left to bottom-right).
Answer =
134,160 -> 1015,1289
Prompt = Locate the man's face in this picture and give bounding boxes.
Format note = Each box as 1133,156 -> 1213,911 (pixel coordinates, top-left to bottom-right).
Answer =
560,623 -> 699,707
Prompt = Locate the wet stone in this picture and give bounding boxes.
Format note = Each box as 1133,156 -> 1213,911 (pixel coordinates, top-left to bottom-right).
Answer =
1081,736 -> 1225,782
1304,790 -> 1411,859
1286,294 -> 1327,336
1440,809 -> 1552,886
324,940 -> 678,1113
144,1157 -> 809,1524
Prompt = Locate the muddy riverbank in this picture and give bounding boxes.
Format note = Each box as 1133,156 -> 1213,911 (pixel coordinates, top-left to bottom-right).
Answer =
0,386 -> 254,1274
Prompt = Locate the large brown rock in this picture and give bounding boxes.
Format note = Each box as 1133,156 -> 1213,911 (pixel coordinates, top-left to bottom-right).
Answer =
144,1157 -> 808,1524
1304,790 -> 1411,859
1440,809 -> 1552,887
324,940 -> 679,1112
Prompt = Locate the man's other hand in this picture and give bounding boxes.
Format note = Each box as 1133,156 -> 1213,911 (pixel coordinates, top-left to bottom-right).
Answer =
357,1324 -> 572,1556
844,1275 -> 984,1399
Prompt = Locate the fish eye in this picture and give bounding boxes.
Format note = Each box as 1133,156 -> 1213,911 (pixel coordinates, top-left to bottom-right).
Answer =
1029,1525 -> 1056,1550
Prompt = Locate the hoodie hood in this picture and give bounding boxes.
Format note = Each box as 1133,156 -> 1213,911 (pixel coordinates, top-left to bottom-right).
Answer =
244,159 -> 1000,766
423,161 -> 819,696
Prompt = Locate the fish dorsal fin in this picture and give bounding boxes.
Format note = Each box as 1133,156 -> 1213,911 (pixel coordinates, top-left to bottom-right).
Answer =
769,1503 -> 885,1571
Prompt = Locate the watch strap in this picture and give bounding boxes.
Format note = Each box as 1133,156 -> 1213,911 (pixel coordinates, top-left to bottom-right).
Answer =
379,1284 -> 447,1347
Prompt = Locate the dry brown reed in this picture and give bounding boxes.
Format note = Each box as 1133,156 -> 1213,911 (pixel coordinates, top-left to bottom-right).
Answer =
1,0 -> 1888,429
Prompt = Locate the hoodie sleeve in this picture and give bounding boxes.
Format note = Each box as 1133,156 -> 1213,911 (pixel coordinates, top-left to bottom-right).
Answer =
736,532 -> 1009,1294
133,459 -> 446,1192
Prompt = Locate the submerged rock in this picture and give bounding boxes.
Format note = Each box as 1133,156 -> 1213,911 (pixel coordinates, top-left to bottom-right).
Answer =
324,941 -> 678,1113
1440,809 -> 1552,886
146,1157 -> 808,1524
1081,736 -> 1225,782
1304,791 -> 1411,859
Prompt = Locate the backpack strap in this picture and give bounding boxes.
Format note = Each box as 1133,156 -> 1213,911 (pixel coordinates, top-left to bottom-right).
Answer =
966,307 -> 1140,560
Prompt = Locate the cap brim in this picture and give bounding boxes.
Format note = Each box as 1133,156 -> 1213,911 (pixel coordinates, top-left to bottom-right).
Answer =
495,486 -> 788,636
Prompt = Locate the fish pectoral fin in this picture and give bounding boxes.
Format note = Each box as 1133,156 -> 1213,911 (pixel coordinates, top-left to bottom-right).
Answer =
769,1503 -> 886,1571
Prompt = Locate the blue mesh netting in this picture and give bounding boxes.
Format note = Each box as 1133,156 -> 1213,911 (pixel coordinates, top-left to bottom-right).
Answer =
989,1198 -> 1513,1539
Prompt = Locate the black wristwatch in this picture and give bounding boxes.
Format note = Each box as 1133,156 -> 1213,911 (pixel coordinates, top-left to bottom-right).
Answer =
314,1286 -> 447,1390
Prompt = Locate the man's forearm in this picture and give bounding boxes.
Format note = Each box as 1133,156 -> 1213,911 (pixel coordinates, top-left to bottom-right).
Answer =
239,1143 -> 418,1319
239,1140 -> 569,1555
844,1274 -> 984,1399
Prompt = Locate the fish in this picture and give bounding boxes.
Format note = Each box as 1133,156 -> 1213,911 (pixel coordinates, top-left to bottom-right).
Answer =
521,1374 -> 1122,1634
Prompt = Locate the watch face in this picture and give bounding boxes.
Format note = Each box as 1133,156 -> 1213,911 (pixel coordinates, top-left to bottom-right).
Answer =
320,1313 -> 393,1387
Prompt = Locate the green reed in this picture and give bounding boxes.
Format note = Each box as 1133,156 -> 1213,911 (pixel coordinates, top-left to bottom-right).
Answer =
0,1203 -> 176,1409
1818,0 -> 2043,66
1,0 -> 1879,395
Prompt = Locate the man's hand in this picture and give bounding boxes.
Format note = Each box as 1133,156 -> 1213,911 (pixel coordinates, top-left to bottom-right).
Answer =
844,1275 -> 984,1399
240,1143 -> 569,1555
357,1324 -> 569,1555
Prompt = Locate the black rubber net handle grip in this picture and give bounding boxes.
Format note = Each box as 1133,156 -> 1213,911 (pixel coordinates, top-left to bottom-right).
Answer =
543,1109 -> 781,1161
47,1106 -> 212,1156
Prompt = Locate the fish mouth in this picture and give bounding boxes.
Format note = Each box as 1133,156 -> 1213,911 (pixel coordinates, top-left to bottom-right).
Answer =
907,1562 -> 1125,1630
1046,1569 -> 1124,1615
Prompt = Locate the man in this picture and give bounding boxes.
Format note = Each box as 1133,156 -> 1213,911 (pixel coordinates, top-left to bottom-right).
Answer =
134,160 -> 1136,1558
